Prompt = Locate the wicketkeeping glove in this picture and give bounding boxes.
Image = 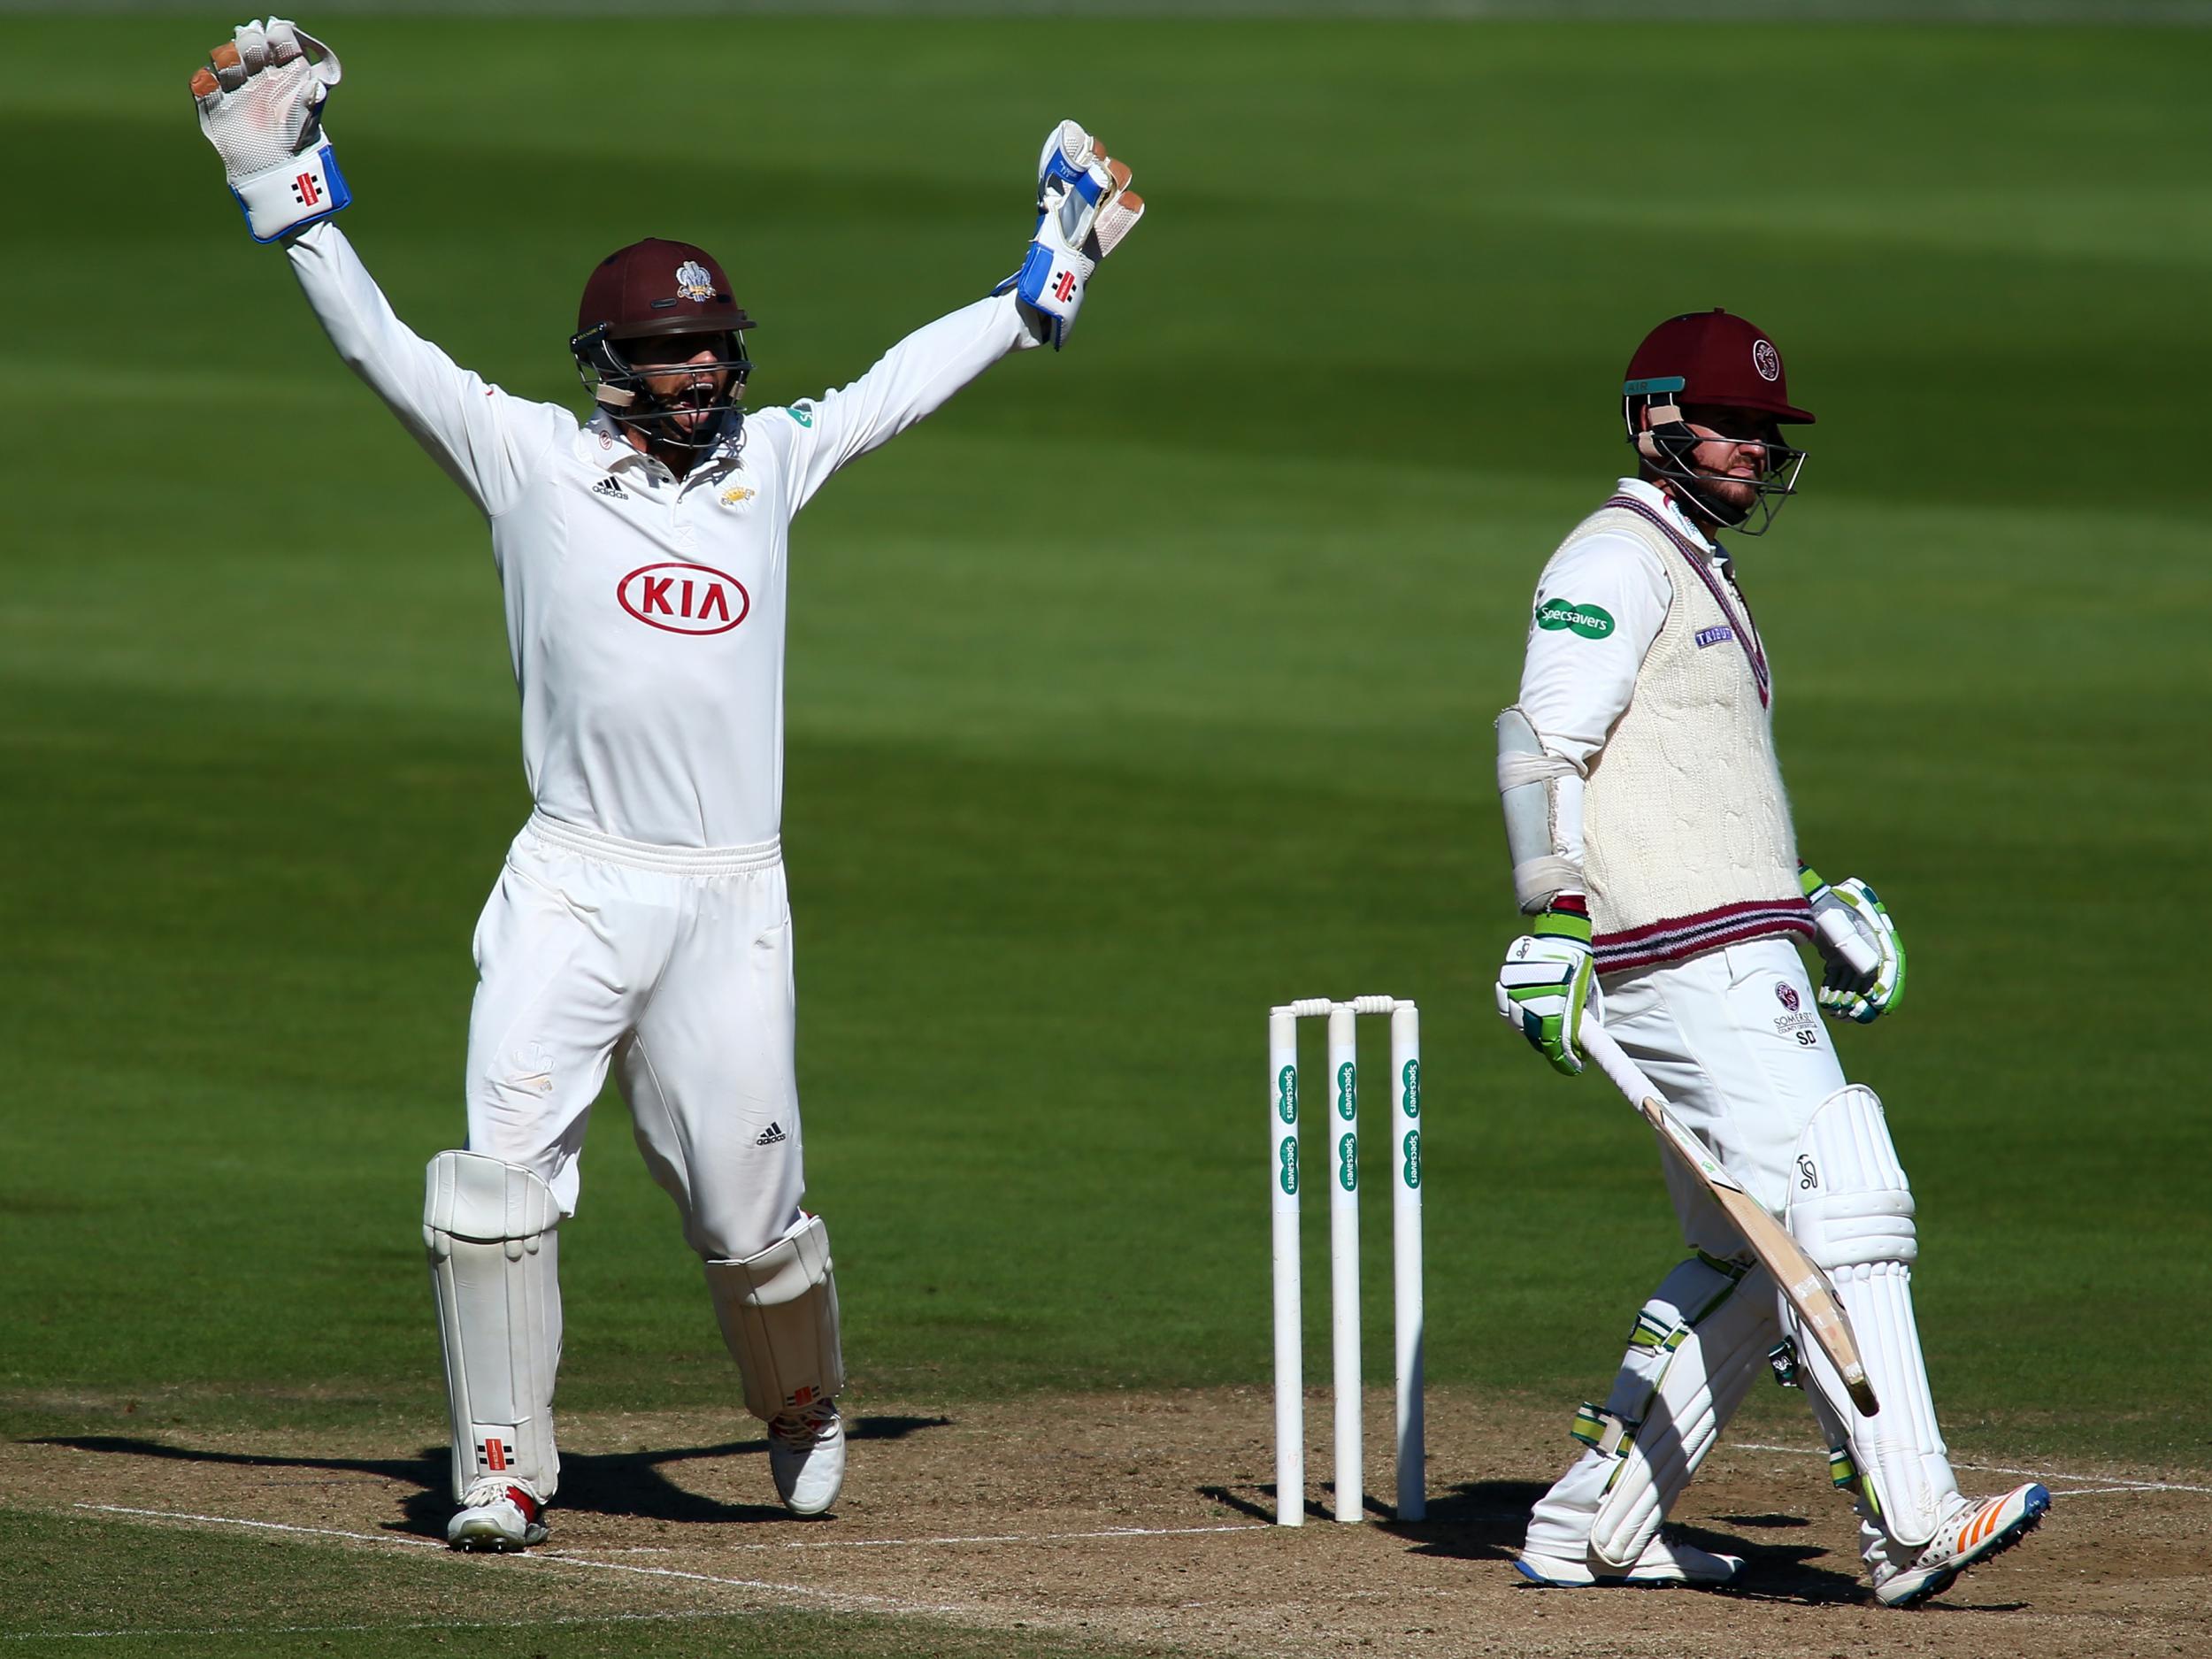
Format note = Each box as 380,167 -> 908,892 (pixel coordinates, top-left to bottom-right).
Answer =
1800,864 -> 1907,1024
995,120 -> 1144,350
1495,897 -> 1597,1076
191,17 -> 349,242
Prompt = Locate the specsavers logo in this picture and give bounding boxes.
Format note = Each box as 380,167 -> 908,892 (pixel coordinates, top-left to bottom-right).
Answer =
1536,597 -> 1616,640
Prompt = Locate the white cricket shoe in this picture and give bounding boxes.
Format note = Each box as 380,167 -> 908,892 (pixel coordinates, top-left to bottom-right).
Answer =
447,1476 -> 549,1551
767,1397 -> 845,1517
1870,1482 -> 2050,1608
1516,1534 -> 1744,1588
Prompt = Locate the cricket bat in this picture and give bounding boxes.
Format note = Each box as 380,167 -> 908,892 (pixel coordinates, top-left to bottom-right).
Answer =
1577,1015 -> 1879,1417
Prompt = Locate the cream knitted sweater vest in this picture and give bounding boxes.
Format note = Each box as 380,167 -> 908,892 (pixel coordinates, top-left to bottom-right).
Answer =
1569,495 -> 1813,972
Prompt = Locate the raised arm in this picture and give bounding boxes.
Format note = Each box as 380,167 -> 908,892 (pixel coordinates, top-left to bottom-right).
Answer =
777,119 -> 1146,514
285,222 -> 558,518
777,294 -> 1035,514
191,17 -> 559,518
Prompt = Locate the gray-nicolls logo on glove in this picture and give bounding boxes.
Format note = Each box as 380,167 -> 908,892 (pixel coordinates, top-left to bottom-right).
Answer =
191,17 -> 351,243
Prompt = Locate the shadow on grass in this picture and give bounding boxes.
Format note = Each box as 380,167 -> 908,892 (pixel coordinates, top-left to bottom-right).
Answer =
36,1413 -> 952,1539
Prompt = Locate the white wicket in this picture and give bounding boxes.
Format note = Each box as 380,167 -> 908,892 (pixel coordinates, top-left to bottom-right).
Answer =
1269,995 -> 1424,1526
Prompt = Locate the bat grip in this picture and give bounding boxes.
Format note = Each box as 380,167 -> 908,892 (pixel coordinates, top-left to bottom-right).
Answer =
1576,1012 -> 1665,1114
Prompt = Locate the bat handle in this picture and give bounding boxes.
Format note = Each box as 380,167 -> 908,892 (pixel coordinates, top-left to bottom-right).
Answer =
1576,1012 -> 1663,1113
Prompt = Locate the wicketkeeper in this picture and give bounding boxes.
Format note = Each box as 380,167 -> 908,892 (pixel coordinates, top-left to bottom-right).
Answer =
1492,309 -> 2049,1604
189,18 -> 1142,1550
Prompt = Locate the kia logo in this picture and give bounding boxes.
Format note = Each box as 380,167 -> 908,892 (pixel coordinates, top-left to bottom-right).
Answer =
617,562 -> 749,635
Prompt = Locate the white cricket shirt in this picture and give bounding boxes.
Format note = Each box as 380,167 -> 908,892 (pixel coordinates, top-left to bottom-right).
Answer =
1517,476 -> 1723,794
288,222 -> 1035,849
1515,476 -> 1809,969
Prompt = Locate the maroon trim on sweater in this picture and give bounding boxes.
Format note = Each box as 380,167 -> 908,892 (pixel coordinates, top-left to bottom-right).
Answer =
1601,493 -> 1770,707
1594,896 -> 1814,973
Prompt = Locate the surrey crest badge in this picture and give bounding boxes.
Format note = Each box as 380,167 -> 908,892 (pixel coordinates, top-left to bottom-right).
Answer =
675,260 -> 716,303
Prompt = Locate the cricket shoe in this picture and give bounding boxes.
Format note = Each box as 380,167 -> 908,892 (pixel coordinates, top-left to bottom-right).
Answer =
1870,1482 -> 2050,1608
447,1476 -> 549,1551
1516,1534 -> 1744,1588
768,1397 -> 845,1517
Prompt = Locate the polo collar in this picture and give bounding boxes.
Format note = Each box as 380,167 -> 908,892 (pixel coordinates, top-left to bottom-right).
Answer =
580,410 -> 651,472
1614,477 -> 1723,563
578,409 -> 748,478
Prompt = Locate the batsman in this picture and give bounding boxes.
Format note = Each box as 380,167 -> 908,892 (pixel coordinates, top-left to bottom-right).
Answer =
188,19 -> 1142,1548
1492,309 -> 2049,1604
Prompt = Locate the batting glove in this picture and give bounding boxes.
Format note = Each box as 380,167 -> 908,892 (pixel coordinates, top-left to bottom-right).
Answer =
191,17 -> 348,242
1800,864 -> 1907,1024
995,120 -> 1144,350
1495,896 -> 1597,1076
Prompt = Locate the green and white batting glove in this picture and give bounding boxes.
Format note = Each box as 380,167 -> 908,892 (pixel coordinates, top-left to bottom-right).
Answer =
1495,895 -> 1596,1076
1800,864 -> 1907,1024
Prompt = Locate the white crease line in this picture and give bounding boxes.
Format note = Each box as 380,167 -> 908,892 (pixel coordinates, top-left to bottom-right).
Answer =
75,1504 -> 444,1548
72,1503 -> 956,1617
1953,1458 -> 2212,1494
1732,1445 -> 2212,1495
755,1522 -> 1266,1552
335,1521 -> 1268,1555
535,1551 -> 964,1613
3,1610 -> 737,1643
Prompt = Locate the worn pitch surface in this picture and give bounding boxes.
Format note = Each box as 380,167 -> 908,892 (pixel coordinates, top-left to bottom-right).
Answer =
6,1389 -> 2204,1657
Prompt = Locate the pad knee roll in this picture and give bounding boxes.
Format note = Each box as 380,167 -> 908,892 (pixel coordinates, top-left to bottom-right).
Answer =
1788,1084 -> 1916,1270
424,1151 -> 564,1502
705,1213 -> 845,1422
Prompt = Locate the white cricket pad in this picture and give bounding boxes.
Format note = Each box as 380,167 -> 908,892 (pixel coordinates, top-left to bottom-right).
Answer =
424,1151 -> 563,1502
705,1213 -> 845,1422
1524,1255 -> 1774,1571
1495,706 -> 1586,912
1786,1086 -> 1959,1548
1790,1083 -> 1916,1271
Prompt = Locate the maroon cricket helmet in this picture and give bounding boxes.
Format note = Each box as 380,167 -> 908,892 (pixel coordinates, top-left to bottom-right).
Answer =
1623,309 -> 1814,426
576,238 -> 755,342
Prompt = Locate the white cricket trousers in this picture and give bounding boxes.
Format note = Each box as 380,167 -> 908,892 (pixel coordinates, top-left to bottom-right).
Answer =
1601,935 -> 1845,1237
464,810 -> 807,1263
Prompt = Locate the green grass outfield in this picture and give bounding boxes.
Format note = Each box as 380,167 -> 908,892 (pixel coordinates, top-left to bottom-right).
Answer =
3,13 -> 2209,1647
0,1505 -> 1187,1659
